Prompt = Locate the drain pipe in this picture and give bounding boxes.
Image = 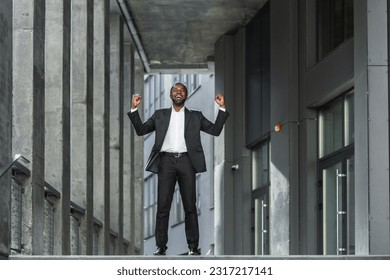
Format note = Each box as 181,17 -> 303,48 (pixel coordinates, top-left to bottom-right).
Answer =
117,0 -> 151,73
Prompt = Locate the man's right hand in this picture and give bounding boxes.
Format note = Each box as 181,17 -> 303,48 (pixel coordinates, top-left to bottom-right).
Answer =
132,93 -> 142,109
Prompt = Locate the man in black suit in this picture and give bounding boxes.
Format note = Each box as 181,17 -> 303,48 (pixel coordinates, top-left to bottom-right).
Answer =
128,82 -> 229,255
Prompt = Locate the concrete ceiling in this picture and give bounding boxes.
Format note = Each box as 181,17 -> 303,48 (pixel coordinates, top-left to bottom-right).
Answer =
118,0 -> 267,73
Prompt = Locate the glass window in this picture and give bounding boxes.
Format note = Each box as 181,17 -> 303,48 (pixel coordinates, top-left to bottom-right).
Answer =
172,184 -> 185,225
144,175 -> 157,238
319,97 -> 344,157
254,194 -> 269,255
252,141 -> 269,190
251,141 -> 270,255
319,91 -> 354,157
318,91 -> 355,255
172,175 -> 201,226
245,2 -> 270,146
344,92 -> 354,146
317,0 -> 354,61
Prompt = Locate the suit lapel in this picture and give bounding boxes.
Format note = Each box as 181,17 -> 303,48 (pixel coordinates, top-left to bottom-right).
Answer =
162,108 -> 172,135
185,108 -> 192,132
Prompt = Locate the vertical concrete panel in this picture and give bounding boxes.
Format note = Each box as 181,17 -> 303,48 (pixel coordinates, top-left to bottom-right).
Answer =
12,0 -> 46,255
269,0 -> 299,255
109,13 -> 124,254
133,55 -> 144,254
93,0 -> 110,255
298,119 -> 318,254
45,0 -> 71,255
298,0 -> 319,255
71,0 -> 94,255
0,0 -> 13,258
367,0 -> 390,254
214,35 -> 235,255
232,29 -> 253,254
123,43 -> 133,252
368,67 -> 390,253
124,44 -> 137,254
353,0 -> 370,255
367,0 -> 388,65
354,0 -> 390,255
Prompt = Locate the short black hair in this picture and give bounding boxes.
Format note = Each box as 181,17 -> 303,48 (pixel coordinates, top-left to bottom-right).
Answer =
170,83 -> 188,95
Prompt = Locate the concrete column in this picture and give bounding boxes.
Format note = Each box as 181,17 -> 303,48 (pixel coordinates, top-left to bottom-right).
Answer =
70,0 -> 94,255
45,0 -> 71,255
133,55 -> 145,254
93,0 -> 110,255
354,0 -> 389,254
109,13 -> 124,254
231,29 -> 253,255
12,0 -> 46,255
269,0 -> 299,255
123,43 -> 134,253
214,35 -> 235,255
0,0 -> 13,258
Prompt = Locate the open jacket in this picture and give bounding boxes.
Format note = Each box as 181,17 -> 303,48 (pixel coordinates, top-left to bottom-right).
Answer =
128,107 -> 229,173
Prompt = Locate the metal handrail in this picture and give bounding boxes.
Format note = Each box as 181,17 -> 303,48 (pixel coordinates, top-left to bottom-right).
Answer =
0,154 -> 30,179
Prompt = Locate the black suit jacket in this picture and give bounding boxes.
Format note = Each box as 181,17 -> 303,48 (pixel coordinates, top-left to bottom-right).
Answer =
128,107 -> 229,173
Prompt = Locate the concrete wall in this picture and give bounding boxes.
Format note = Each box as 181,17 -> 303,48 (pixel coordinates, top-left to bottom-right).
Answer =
133,55 -> 145,254
269,0 -> 300,255
45,0 -> 71,255
213,0 -> 390,256
70,0 -> 94,255
0,0 -> 13,258
4,0 -> 144,257
214,35 -> 235,255
12,0 -> 46,255
109,12 -> 124,254
355,0 -> 390,254
214,29 -> 253,255
93,0 -> 110,255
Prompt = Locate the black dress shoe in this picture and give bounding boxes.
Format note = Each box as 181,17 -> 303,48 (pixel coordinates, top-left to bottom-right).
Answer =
153,246 -> 167,255
188,247 -> 201,255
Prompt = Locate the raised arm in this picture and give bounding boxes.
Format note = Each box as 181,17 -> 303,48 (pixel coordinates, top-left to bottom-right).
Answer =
128,93 -> 156,136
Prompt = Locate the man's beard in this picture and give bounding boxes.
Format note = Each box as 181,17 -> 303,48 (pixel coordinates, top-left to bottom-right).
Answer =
172,97 -> 186,106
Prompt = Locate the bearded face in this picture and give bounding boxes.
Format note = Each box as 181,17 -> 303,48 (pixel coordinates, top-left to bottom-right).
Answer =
170,83 -> 188,106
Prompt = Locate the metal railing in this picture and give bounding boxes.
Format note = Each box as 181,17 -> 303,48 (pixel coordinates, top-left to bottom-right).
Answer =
0,154 -> 30,179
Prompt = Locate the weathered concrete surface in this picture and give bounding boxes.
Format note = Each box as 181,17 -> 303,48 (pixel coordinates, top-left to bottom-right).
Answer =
0,0 -> 13,258
45,0 -> 71,255
12,0 -> 46,255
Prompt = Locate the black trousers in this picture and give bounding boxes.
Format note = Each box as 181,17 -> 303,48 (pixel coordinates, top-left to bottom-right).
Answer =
155,153 -> 199,249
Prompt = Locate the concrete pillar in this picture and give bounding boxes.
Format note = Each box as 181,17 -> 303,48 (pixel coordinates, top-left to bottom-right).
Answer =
109,13 -> 124,254
231,29 -> 253,255
214,35 -> 235,255
12,0 -> 46,255
354,0 -> 389,254
269,0 -> 299,255
133,55 -> 145,254
70,0 -> 94,255
93,0 -> 110,255
45,0 -> 71,255
0,0 -> 13,258
123,43 -> 135,253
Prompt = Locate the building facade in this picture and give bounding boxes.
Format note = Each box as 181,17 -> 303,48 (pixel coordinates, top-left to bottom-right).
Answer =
0,0 -> 144,257
1,0 -> 390,258
213,0 -> 390,255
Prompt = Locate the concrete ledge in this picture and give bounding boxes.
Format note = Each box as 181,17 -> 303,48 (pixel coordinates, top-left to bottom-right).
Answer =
9,255 -> 390,260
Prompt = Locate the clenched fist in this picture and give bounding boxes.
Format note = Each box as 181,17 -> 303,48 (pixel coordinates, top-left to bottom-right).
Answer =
215,93 -> 225,108
132,93 -> 142,109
